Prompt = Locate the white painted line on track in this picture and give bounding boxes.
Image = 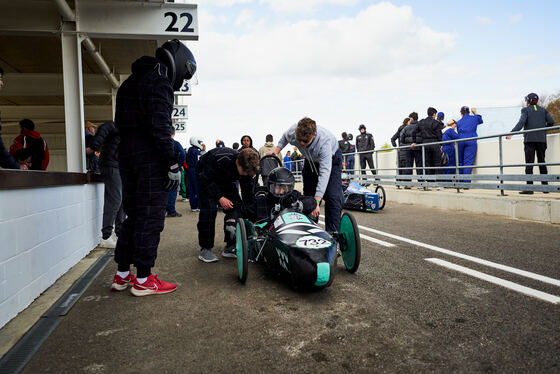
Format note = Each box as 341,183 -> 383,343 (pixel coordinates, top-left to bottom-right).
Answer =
321,215 -> 560,287
318,220 -> 395,247
425,258 -> 560,304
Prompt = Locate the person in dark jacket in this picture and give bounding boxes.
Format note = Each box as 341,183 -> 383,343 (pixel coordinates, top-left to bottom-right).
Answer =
399,112 -> 422,183
196,147 -> 259,262
391,117 -> 411,182
417,107 -> 444,177
355,124 -> 376,182
0,67 -> 23,170
112,39 -> 196,296
85,122 -> 100,173
10,119 -> 49,170
338,132 -> 355,175
186,136 -> 204,211
88,121 -> 125,248
166,127 -> 186,217
507,93 -> 555,194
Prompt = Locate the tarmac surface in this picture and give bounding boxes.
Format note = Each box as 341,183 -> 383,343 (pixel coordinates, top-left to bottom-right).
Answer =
16,196 -> 560,373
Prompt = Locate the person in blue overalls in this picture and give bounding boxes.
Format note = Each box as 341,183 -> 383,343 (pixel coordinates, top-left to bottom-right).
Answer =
186,136 -> 205,211
456,106 -> 483,183
442,119 -> 459,177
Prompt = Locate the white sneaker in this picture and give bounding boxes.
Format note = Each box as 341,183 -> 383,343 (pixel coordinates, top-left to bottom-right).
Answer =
99,236 -> 117,249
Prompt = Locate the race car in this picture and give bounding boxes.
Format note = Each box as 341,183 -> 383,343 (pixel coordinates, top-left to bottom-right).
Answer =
342,174 -> 386,212
235,208 -> 361,289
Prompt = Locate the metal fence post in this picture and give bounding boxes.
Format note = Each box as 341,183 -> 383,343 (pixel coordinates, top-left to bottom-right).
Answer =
454,140 -> 460,193
422,145 -> 426,187
499,136 -> 505,196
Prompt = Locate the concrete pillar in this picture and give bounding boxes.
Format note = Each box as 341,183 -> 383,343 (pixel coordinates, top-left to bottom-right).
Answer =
61,32 -> 86,172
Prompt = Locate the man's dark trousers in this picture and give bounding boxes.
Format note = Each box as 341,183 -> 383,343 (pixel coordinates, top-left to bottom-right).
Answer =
100,166 -> 125,240
524,142 -> 548,185
424,144 -> 441,176
303,149 -> 343,233
115,159 -> 167,270
197,183 -> 241,249
167,188 -> 178,214
359,152 -> 376,176
187,168 -> 199,209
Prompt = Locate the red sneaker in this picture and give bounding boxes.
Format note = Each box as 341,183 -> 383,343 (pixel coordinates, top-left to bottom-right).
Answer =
111,273 -> 137,291
130,274 -> 177,296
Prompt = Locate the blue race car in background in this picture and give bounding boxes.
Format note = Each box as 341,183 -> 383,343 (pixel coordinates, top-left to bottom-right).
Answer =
342,176 -> 386,212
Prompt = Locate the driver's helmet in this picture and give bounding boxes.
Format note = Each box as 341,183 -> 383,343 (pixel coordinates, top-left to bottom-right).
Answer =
341,172 -> 350,187
268,167 -> 295,198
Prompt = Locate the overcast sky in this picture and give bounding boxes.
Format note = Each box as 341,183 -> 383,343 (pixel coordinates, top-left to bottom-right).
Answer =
176,0 -> 560,150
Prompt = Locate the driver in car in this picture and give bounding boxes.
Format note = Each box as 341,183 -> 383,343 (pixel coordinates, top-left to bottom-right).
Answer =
244,167 -> 316,222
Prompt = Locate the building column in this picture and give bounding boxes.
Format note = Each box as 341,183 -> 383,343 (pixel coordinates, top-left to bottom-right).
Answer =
61,32 -> 86,172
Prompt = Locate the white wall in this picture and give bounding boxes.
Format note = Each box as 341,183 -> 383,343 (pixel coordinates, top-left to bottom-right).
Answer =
0,183 -> 103,328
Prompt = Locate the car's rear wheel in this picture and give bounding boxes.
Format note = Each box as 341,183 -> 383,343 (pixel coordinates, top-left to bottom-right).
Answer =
339,212 -> 361,273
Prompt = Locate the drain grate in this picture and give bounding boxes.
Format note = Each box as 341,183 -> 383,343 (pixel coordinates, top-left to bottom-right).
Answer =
0,250 -> 113,373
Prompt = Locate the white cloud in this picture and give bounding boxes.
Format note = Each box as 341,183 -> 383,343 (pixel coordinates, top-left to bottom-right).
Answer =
259,0 -> 359,13
235,9 -> 255,26
510,13 -> 522,24
476,16 -> 494,25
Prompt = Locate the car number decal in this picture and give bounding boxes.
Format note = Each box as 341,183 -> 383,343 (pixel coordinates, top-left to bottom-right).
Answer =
295,235 -> 332,249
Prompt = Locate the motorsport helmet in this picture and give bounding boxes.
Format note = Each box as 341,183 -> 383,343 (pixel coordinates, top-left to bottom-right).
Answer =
190,136 -> 204,150
525,93 -> 539,105
268,167 -> 295,198
156,39 -> 197,91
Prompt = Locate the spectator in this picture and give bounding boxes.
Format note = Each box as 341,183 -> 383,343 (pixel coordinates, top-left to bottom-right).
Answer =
179,153 -> 188,201
215,139 -> 225,148
85,121 -> 100,173
88,121 -> 125,249
10,119 -> 49,170
291,146 -> 302,174
240,135 -> 259,154
259,134 -> 282,161
356,124 -> 376,182
442,119 -> 459,177
112,39 -> 196,296
166,127 -> 186,217
338,132 -> 355,175
196,148 -> 259,262
187,136 -> 204,211
273,117 -> 343,233
391,117 -> 411,181
437,112 -> 445,124
417,107 -> 444,177
0,67 -> 23,169
283,150 -> 292,171
457,106 -> 483,182
232,142 -> 239,150
506,93 -> 555,194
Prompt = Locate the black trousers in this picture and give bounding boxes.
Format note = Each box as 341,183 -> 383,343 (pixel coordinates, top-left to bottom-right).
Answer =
303,149 -> 343,233
524,142 -> 548,184
101,166 -> 125,239
423,144 -> 441,175
359,152 -> 376,175
115,161 -> 167,273
197,183 -> 242,249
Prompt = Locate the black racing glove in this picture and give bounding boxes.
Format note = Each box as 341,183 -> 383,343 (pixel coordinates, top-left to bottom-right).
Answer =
164,163 -> 181,191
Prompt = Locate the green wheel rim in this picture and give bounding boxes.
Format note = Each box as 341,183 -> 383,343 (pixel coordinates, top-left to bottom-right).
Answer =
236,219 -> 248,283
340,213 -> 361,273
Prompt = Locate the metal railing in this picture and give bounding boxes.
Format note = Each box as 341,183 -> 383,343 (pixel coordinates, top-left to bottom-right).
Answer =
287,125 -> 560,194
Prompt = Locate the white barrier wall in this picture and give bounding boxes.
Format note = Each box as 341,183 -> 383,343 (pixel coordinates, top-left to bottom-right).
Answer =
0,183 -> 103,328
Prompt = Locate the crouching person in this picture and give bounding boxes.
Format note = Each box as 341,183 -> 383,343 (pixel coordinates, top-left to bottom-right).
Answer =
196,147 -> 259,262
244,167 -> 316,222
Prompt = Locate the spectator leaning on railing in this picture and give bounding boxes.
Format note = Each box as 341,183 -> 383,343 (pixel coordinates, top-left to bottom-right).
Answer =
456,106 -> 483,183
506,93 -> 555,194
10,119 -> 49,170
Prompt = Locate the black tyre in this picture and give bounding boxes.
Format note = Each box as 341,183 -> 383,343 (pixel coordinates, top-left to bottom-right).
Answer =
236,218 -> 248,283
339,212 -> 361,273
375,185 -> 386,210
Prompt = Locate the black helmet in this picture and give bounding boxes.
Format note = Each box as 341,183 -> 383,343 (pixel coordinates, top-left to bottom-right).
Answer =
268,167 -> 295,198
525,93 -> 538,105
156,39 -> 197,91
358,124 -> 366,131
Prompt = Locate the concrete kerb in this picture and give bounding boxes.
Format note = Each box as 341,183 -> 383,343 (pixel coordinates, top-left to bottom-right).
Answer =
383,186 -> 559,224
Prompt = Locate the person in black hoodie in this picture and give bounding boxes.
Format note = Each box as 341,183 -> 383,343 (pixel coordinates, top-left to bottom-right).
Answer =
196,147 -> 259,262
112,39 -> 196,296
88,121 -> 124,248
417,107 -> 444,177
400,112 -> 421,182
391,117 -> 411,182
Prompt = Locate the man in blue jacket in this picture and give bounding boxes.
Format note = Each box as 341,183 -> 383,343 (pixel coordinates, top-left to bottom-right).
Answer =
507,93 -> 555,194
113,39 -> 196,296
456,106 -> 483,182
